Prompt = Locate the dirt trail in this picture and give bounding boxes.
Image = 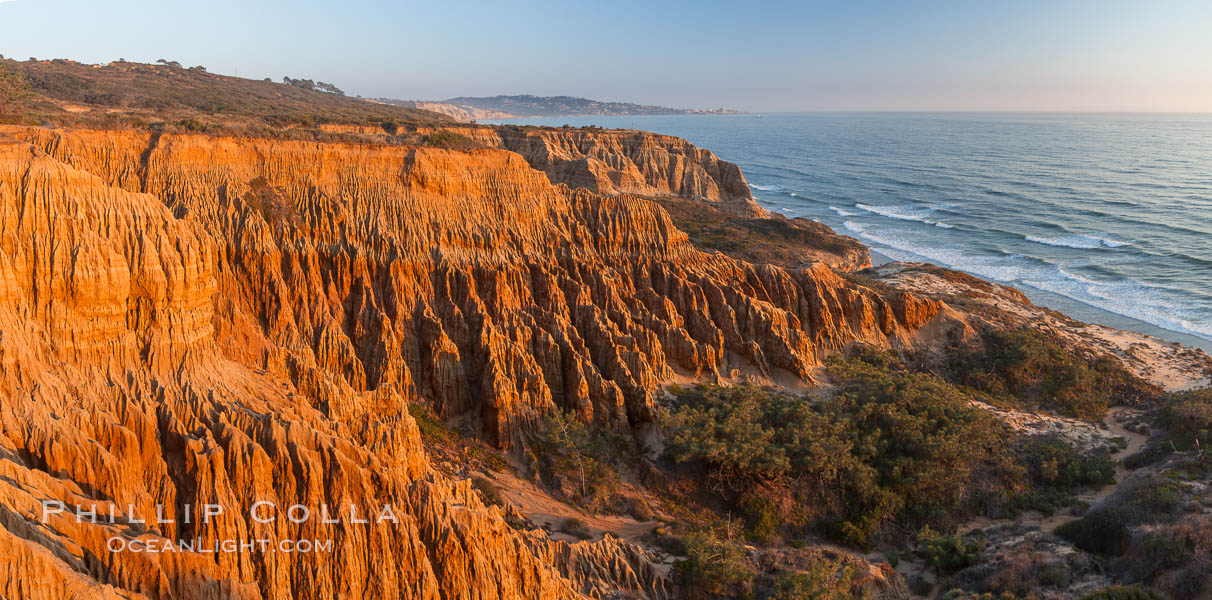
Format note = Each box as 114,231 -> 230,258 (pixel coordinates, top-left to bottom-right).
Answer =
960,407 -> 1149,535
479,469 -> 659,543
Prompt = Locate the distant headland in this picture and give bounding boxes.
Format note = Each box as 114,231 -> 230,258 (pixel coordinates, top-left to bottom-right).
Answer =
376,94 -> 741,122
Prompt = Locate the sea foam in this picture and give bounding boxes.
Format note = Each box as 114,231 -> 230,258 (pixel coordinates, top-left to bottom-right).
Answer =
1024,234 -> 1131,249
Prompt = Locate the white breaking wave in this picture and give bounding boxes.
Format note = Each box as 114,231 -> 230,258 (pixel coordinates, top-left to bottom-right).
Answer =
1023,276 -> 1212,341
1024,234 -> 1132,249
855,203 -> 934,223
858,226 -> 1211,342
749,183 -> 782,191
830,205 -> 860,217
855,203 -> 954,229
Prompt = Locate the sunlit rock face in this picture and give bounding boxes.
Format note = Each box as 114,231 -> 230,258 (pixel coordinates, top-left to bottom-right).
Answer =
0,126 -> 946,599
438,125 -> 768,217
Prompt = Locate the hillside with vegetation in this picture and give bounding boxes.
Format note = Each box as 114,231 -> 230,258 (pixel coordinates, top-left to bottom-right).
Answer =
382,94 -> 739,120
0,57 -> 450,128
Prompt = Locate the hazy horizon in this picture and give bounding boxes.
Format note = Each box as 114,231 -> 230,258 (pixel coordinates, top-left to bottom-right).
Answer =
2,0 -> 1211,113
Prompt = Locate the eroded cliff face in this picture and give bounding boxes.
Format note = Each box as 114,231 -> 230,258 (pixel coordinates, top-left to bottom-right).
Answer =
0,125 -> 949,598
434,126 -> 767,218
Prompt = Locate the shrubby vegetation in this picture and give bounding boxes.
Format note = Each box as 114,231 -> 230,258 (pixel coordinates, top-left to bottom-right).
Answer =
672,527 -> 874,600
423,130 -> 480,150
945,540 -> 1098,599
769,567 -> 870,600
1055,475 -> 1185,555
1119,386 -> 1209,469
1051,379 -> 1212,599
0,63 -> 31,116
673,530 -> 755,598
282,76 -> 344,95
2,58 -> 444,128
470,475 -> 503,507
1158,386 -> 1212,451
658,198 -> 865,267
527,410 -> 639,514
663,349 -> 1027,548
1010,435 -> 1116,515
916,527 -> 984,574
406,403 -> 507,472
242,176 -> 299,229
941,328 -> 1160,421
1117,515 -> 1212,595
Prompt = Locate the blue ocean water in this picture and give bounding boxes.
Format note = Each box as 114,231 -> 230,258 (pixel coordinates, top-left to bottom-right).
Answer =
489,113 -> 1212,352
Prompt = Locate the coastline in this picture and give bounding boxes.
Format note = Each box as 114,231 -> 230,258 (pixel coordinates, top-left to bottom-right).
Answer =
869,251 -> 1212,392
489,113 -> 1212,360
868,248 -> 1212,355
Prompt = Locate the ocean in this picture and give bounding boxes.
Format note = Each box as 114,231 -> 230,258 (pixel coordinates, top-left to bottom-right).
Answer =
490,113 -> 1212,352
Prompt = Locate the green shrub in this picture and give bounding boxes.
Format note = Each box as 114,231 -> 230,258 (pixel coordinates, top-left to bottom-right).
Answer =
663,350 -> 1023,548
407,403 -> 507,471
736,491 -> 781,543
409,403 -> 453,443
528,410 -> 637,513
242,176 -> 298,227
1159,387 -> 1212,451
947,328 -> 1160,421
423,130 -> 477,150
663,384 -> 791,486
769,563 -> 870,600
672,530 -> 755,599
1009,435 -> 1116,515
1055,476 -> 1184,554
627,498 -> 653,522
1020,436 -> 1115,490
1123,444 -> 1170,469
176,117 -> 208,132
979,546 -> 1075,597
917,527 -> 984,574
941,591 -> 1012,600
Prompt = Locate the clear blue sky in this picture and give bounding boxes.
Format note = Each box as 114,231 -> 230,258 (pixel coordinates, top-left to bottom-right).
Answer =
1,0 -> 1210,111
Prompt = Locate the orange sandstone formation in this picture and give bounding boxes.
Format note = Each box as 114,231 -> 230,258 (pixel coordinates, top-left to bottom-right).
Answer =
0,124 -> 946,599
437,126 -> 767,217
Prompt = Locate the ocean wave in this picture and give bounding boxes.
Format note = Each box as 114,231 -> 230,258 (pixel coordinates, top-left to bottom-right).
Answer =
1021,276 -> 1212,342
854,228 -> 1036,282
749,183 -> 782,191
855,203 -> 935,223
830,205 -> 860,217
1024,234 -> 1132,249
861,225 -> 1211,342
845,216 -> 1211,342
855,202 -> 959,229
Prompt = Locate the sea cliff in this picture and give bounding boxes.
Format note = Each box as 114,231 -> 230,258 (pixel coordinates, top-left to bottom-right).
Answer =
0,123 -> 952,599
0,121 -> 1206,600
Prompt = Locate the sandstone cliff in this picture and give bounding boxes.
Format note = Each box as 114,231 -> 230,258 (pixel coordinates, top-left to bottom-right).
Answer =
398,101 -> 514,122
436,126 -> 768,217
0,124 -> 951,599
